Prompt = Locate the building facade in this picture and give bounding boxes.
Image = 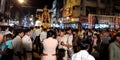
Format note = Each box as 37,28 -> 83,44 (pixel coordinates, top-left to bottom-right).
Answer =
63,0 -> 120,17
60,0 -> 120,29
0,0 -> 28,26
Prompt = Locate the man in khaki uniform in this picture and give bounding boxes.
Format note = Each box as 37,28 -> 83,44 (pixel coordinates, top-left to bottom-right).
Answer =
11,29 -> 24,60
22,29 -> 32,60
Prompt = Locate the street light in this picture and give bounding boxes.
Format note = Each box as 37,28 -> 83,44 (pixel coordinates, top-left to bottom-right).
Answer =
18,0 -> 24,4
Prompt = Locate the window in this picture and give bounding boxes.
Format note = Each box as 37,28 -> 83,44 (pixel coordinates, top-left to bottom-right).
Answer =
86,7 -> 97,16
100,9 -> 105,15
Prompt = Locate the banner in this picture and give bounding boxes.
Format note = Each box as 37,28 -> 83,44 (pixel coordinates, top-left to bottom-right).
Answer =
88,14 -> 116,29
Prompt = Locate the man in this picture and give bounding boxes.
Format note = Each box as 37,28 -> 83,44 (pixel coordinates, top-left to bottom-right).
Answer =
72,42 -> 95,60
11,29 -> 24,60
66,28 -> 73,58
22,29 -> 32,60
40,28 -> 47,42
41,30 -> 58,60
57,29 -> 68,60
109,32 -> 120,60
35,26 -> 42,38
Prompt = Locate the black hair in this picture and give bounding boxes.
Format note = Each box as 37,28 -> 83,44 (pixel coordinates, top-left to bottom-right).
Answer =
60,29 -> 65,32
94,33 -> 101,44
79,41 -> 90,50
24,28 -> 31,33
6,34 -> 13,39
67,27 -> 72,31
115,32 -> 120,37
14,29 -> 24,35
47,30 -> 55,38
8,27 -> 14,32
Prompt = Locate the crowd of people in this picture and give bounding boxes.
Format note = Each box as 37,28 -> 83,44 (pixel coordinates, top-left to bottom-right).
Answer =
0,25 -> 120,60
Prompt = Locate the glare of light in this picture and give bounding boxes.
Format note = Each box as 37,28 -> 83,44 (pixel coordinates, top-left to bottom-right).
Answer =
71,18 -> 74,22
30,18 -> 32,21
18,0 -> 24,4
66,17 -> 70,20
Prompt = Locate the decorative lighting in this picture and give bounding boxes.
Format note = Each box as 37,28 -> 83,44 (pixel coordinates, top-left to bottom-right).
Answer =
71,18 -> 74,22
18,0 -> 24,4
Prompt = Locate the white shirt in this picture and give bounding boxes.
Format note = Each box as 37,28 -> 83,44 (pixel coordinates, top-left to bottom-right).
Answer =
40,31 -> 47,42
65,34 -> 73,50
72,50 -> 95,60
57,35 -> 68,50
35,28 -> 42,36
22,35 -> 32,51
43,37 -> 58,54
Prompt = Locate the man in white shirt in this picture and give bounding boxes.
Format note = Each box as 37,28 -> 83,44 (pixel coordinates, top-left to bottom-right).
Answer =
40,28 -> 47,42
35,26 -> 42,37
22,29 -> 32,60
66,28 -> 73,59
57,30 -> 68,60
72,42 -> 95,60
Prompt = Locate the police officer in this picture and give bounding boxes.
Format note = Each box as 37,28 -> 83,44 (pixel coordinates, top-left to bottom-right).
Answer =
22,29 -> 32,60
11,29 -> 24,60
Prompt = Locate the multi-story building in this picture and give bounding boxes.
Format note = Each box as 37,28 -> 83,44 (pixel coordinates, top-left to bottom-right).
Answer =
60,0 -> 120,29
63,0 -> 120,17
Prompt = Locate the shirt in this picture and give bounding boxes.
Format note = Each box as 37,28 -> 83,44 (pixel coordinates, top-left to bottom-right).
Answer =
22,35 -> 32,51
43,37 -> 58,54
0,40 -> 12,59
40,31 -> 47,42
72,50 -> 95,60
66,34 -> 73,50
57,35 -> 68,50
109,41 -> 120,60
11,36 -> 23,53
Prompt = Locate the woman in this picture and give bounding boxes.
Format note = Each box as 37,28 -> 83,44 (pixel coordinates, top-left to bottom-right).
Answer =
91,34 -> 101,60
41,30 -> 58,60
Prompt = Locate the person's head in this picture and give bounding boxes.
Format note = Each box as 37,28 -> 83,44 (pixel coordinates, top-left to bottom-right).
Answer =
17,29 -> 24,38
88,29 -> 93,36
42,28 -> 47,31
67,27 -> 72,34
6,34 -> 13,41
80,42 -> 90,51
115,32 -> 120,43
0,34 -> 3,43
92,34 -> 100,40
59,29 -> 65,37
3,35 -> 6,42
47,30 -> 55,38
24,29 -> 31,36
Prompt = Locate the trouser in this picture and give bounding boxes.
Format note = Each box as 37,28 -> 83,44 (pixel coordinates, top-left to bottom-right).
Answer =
13,55 -> 23,60
26,53 -> 32,60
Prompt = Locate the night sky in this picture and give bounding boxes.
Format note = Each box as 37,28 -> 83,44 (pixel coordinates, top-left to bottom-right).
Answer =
30,0 -> 54,9
19,0 -> 55,15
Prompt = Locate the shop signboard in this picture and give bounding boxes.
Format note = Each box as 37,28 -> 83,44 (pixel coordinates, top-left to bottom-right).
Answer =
88,14 -> 116,29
